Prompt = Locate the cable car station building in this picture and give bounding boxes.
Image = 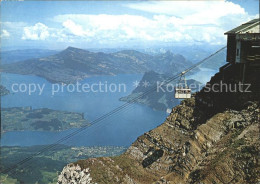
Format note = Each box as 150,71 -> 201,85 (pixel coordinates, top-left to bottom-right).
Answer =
198,19 -> 260,110
222,19 -> 260,83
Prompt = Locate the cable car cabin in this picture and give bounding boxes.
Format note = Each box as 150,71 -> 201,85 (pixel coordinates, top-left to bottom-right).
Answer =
175,88 -> 191,99
175,72 -> 191,99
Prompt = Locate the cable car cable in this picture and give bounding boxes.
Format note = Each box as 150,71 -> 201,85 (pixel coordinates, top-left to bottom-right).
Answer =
2,46 -> 227,174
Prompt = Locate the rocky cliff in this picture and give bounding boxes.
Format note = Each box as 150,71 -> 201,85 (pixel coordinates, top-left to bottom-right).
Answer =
57,164 -> 94,184
57,65 -> 260,183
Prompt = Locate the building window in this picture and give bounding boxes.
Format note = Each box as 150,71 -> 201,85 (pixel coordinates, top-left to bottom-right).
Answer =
236,48 -> 240,56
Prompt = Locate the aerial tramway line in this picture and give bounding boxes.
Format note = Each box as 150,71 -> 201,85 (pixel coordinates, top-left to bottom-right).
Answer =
175,71 -> 191,99
3,46 -> 227,176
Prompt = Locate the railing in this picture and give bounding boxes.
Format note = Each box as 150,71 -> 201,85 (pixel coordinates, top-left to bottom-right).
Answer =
237,33 -> 260,41
246,55 -> 260,62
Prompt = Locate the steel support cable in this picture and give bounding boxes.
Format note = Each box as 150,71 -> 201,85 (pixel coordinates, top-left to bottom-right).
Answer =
2,46 -> 226,174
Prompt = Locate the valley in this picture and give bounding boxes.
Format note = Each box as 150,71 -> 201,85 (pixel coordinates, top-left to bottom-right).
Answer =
0,145 -> 126,184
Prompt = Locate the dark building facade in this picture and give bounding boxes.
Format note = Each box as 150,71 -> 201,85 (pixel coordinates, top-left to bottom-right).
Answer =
225,19 -> 260,64
222,19 -> 260,84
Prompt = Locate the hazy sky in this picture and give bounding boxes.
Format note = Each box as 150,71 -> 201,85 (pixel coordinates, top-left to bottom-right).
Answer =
0,0 -> 259,50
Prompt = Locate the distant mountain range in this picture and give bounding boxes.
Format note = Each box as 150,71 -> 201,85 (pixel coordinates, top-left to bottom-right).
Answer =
143,45 -> 226,63
2,46 -> 193,83
120,71 -> 202,111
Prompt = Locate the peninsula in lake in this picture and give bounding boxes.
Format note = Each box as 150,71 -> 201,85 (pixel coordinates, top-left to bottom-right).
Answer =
1,107 -> 89,133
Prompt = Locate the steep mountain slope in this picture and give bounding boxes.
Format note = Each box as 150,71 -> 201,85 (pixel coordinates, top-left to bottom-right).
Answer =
2,47 -> 192,84
58,64 -> 260,183
59,98 -> 259,184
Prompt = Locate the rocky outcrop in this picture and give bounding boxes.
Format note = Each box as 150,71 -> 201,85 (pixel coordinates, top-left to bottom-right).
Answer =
60,97 -> 259,184
57,164 -> 94,184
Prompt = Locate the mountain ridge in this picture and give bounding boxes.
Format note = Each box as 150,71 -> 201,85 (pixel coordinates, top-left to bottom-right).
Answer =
2,46 -> 193,84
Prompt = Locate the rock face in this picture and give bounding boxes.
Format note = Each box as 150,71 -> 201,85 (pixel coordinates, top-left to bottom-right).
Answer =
57,164 -> 94,184
68,98 -> 259,184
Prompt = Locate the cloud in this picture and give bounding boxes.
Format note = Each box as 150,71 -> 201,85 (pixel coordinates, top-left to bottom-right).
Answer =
22,23 -> 50,40
62,20 -> 87,37
52,14 -> 159,43
1,21 -> 27,30
125,1 -> 246,18
0,29 -> 10,38
19,1 -> 257,46
52,12 -> 254,45
0,22 -> 27,40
